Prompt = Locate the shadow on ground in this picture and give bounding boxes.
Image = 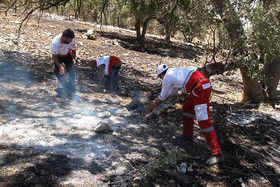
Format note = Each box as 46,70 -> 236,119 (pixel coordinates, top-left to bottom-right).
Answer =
95,31 -> 202,60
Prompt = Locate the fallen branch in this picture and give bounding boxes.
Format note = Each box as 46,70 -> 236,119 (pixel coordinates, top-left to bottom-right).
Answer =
143,92 -> 187,121
143,101 -> 172,120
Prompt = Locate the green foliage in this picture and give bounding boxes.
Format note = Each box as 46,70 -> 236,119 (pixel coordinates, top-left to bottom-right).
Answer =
125,0 -> 157,20
133,146 -> 183,180
177,0 -> 217,41
249,2 -> 280,60
56,0 -> 102,21
230,1 -> 280,80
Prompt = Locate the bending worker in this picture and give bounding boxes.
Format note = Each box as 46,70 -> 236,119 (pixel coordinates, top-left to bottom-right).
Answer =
89,56 -> 122,92
146,64 -> 224,166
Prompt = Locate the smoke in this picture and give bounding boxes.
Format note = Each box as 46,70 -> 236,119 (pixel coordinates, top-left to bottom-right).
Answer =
0,50 -> 36,119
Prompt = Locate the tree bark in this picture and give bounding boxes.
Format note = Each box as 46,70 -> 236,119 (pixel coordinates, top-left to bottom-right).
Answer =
100,0 -> 108,25
135,18 -> 141,41
210,0 -> 265,104
165,0 -> 178,43
140,17 -> 152,43
135,17 -> 154,43
241,68 -> 265,103
263,56 -> 280,107
75,0 -> 82,19
165,24 -> 171,43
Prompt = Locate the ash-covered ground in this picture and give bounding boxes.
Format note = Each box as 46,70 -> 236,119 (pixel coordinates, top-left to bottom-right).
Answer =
0,6 -> 280,187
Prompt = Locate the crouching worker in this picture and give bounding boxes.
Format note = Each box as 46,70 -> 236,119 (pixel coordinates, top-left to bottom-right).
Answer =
146,64 -> 224,166
51,29 -> 77,99
89,56 -> 122,92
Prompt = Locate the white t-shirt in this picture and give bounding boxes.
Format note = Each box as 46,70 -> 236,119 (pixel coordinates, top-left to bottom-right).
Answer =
51,34 -> 76,56
96,56 -> 110,75
158,68 -> 194,100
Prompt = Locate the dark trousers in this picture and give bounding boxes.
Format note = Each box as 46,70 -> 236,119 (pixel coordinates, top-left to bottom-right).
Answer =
54,55 -> 76,97
105,66 -> 120,91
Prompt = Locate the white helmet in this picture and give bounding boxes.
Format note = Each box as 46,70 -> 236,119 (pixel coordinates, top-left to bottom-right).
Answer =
156,64 -> 168,76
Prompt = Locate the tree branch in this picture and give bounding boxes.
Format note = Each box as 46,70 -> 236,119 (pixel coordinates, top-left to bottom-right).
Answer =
5,0 -> 18,16
15,0 -> 70,38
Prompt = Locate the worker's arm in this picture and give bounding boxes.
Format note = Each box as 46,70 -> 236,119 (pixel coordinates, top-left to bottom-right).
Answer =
52,55 -> 65,75
71,50 -> 76,64
145,79 -> 172,114
51,41 -> 66,75
70,38 -> 76,64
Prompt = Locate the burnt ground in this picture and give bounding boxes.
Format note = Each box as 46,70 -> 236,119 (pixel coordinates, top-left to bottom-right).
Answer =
0,6 -> 280,187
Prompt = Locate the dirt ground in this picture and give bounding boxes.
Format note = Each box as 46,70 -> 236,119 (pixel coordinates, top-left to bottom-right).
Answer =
0,5 -> 280,187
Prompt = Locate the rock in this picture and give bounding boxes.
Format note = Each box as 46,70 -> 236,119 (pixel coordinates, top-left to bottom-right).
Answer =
7,40 -> 14,46
95,122 -> 112,133
73,114 -> 82,119
139,97 -> 149,104
87,34 -> 96,40
81,35 -> 88,39
96,111 -> 111,118
81,30 -> 96,40
112,39 -> 119,46
9,21 -> 21,24
127,100 -> 141,110
115,108 -> 132,117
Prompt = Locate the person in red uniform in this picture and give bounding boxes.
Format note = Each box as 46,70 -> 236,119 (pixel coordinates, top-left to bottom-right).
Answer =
89,56 -> 122,92
146,64 -> 224,166
51,29 -> 77,99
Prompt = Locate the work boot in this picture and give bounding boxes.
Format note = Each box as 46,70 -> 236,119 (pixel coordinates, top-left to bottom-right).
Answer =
205,153 -> 224,166
175,134 -> 194,145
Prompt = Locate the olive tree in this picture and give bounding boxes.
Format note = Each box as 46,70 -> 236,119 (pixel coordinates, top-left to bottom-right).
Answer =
203,0 -> 280,106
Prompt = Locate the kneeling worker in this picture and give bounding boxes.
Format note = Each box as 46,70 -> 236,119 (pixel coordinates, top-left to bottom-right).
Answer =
90,56 -> 122,92
146,64 -> 224,166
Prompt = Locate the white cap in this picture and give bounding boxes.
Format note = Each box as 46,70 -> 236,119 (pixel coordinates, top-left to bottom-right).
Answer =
156,64 -> 168,75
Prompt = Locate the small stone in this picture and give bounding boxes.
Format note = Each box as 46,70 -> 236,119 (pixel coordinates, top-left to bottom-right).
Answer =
73,114 -> 82,119
139,97 -> 149,104
81,30 -> 96,40
95,122 -> 112,133
96,111 -> 111,118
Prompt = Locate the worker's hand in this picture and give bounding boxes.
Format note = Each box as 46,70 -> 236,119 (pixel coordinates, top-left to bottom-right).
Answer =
146,100 -> 156,114
59,66 -> 66,75
72,59 -> 76,65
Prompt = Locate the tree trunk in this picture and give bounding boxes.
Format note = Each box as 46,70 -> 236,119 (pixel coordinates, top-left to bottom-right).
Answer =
263,56 -> 280,107
135,18 -> 141,41
76,0 -> 82,19
135,17 -> 154,43
210,0 -> 265,104
100,0 -> 108,25
240,67 -> 265,103
165,24 -> 171,42
165,0 -> 178,43
140,18 -> 152,43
